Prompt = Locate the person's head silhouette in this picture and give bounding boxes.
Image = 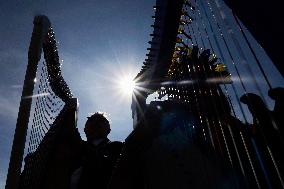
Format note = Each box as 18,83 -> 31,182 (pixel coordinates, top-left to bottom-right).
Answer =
84,112 -> 111,142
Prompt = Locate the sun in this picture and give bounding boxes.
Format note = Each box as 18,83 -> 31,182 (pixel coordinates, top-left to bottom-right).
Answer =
118,75 -> 136,96
105,62 -> 139,100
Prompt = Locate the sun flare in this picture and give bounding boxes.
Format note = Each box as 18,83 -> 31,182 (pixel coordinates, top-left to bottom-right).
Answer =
118,75 -> 136,96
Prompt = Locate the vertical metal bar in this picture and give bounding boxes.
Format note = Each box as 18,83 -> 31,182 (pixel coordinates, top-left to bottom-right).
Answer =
5,16 -> 50,189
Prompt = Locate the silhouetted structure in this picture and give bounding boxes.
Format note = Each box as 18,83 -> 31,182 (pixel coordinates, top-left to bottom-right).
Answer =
6,16 -> 79,189
6,0 -> 284,189
130,0 -> 284,188
224,0 -> 284,76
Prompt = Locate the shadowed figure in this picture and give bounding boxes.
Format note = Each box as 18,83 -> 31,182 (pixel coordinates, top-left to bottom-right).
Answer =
70,113 -> 123,189
268,87 -> 284,136
240,89 -> 284,145
18,111 -> 123,189
240,88 -> 284,187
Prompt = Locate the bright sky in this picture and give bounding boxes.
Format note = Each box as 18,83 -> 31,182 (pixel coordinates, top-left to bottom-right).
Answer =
0,0 -> 155,187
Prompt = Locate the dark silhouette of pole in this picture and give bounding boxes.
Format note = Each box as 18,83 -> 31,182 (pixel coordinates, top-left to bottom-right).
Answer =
5,16 -> 50,189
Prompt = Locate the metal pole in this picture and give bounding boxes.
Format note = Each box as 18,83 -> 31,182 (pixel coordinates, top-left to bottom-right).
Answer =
5,16 -> 50,189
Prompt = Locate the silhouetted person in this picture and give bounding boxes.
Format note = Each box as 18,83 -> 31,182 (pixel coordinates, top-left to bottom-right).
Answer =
240,91 -> 283,145
268,87 -> 284,137
70,112 -> 123,189
241,90 -> 284,187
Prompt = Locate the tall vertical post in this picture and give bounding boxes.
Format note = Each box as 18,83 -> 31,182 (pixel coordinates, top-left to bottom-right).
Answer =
5,16 -> 50,189
132,90 -> 148,128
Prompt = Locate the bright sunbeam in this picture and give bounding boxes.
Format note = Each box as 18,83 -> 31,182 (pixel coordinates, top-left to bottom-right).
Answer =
93,55 -> 140,101
118,75 -> 136,96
